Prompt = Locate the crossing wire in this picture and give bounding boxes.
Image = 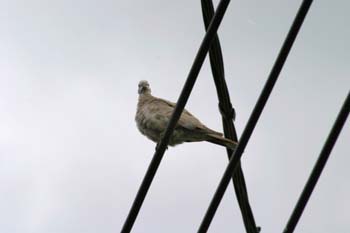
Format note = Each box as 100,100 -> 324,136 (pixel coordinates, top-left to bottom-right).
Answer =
121,0 -> 232,231
197,0 -> 314,232
200,0 -> 260,232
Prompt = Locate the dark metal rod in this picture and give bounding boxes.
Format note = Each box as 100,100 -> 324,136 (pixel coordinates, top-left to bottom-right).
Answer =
200,0 -> 259,232
197,0 -> 314,232
283,91 -> 350,233
121,0 -> 231,232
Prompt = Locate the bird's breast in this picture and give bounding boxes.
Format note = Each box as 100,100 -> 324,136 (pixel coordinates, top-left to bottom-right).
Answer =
136,106 -> 166,143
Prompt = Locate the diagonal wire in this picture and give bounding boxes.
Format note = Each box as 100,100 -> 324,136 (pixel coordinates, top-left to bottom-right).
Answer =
283,91 -> 350,233
197,0 -> 314,232
121,0 -> 232,232
200,0 -> 259,232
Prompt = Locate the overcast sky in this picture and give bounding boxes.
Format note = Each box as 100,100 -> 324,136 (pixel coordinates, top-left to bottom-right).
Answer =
1,0 -> 349,232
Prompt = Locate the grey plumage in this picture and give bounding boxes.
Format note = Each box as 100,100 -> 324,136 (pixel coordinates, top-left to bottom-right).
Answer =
135,80 -> 237,150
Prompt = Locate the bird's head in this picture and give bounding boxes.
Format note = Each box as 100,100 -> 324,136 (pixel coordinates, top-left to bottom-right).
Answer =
138,80 -> 151,94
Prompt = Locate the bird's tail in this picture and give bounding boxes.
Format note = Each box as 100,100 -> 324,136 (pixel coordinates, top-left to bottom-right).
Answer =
206,134 -> 237,150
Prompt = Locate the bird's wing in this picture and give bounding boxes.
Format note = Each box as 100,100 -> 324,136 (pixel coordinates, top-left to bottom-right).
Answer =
155,97 -> 222,135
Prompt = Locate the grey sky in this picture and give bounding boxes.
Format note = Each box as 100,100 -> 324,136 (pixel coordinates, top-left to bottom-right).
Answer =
1,0 -> 349,232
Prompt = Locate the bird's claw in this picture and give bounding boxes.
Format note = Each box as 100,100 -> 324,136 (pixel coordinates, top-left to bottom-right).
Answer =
155,143 -> 168,151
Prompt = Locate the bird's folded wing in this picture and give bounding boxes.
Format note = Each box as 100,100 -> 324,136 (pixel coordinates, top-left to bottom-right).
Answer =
155,98 -> 218,134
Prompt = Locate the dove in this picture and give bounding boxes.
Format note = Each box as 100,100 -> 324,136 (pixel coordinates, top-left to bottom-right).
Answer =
135,80 -> 237,150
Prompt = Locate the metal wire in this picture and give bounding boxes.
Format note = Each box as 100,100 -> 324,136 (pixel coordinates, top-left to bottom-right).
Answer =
283,91 -> 350,233
197,0 -> 314,232
200,0 -> 259,232
121,0 -> 231,232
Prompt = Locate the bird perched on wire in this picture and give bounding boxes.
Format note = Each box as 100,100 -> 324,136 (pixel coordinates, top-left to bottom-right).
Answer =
135,80 -> 237,150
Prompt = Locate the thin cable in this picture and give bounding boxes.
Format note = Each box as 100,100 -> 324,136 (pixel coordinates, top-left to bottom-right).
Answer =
283,91 -> 350,233
121,0 -> 231,232
197,0 -> 314,232
200,1 -> 259,232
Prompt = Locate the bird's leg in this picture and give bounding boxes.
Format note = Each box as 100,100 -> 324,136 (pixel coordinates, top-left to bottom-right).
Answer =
155,143 -> 160,151
155,131 -> 169,151
155,142 -> 168,151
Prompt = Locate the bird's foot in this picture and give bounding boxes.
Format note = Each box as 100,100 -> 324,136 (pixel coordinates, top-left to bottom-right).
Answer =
155,143 -> 168,151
